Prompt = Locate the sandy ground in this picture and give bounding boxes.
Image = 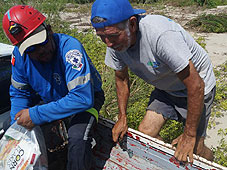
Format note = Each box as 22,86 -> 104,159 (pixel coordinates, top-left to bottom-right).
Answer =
201,32 -> 227,149
199,33 -> 227,66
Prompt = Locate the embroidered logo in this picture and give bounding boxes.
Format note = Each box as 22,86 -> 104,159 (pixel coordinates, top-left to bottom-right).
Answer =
53,73 -> 61,85
65,50 -> 83,71
147,61 -> 160,68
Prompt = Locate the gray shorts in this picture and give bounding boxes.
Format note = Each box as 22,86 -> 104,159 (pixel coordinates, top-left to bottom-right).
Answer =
147,86 -> 216,137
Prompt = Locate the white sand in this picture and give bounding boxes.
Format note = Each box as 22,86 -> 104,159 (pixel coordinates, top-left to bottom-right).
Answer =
202,33 -> 227,148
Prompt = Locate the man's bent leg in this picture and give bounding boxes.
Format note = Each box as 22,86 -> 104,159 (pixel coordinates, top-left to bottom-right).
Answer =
140,88 -> 180,140
138,110 -> 166,139
194,136 -> 214,161
193,87 -> 216,161
67,111 -> 96,170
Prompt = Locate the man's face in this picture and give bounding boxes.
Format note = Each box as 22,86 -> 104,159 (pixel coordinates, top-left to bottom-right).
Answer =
95,24 -> 132,52
25,31 -> 55,63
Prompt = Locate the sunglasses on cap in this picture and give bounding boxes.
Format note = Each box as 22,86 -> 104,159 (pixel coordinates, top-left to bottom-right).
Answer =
8,21 -> 27,35
25,37 -> 49,53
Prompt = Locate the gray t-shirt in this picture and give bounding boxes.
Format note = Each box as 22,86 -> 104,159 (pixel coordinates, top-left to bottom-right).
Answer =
105,15 -> 216,97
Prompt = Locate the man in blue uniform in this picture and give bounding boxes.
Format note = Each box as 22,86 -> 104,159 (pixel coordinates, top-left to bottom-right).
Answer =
2,5 -> 104,170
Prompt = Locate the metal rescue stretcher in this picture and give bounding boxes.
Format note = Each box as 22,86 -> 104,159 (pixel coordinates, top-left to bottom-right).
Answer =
92,117 -> 226,170
0,43 -> 226,170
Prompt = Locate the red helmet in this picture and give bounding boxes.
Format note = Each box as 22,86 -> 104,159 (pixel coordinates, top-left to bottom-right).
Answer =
2,5 -> 46,45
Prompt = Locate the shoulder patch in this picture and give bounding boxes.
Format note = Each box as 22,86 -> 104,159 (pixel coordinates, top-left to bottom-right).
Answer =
65,50 -> 83,71
11,54 -> 15,66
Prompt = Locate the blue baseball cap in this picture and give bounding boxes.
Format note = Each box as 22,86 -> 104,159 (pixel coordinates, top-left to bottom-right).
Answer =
91,0 -> 146,28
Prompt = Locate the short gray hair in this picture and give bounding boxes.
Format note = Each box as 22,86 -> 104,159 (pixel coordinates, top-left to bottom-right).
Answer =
116,19 -> 130,30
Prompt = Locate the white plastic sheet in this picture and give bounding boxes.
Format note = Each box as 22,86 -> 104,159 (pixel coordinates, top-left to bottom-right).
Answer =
0,122 -> 48,170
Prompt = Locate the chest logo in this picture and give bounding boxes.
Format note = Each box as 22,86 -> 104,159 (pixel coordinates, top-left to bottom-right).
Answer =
147,61 -> 160,68
65,50 -> 83,71
53,73 -> 61,85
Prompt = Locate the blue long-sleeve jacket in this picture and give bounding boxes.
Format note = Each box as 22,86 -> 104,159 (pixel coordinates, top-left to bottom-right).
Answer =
10,33 -> 102,125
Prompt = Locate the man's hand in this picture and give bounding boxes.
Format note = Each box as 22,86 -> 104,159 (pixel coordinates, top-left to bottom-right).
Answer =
14,109 -> 35,130
171,132 -> 196,164
112,116 -> 128,142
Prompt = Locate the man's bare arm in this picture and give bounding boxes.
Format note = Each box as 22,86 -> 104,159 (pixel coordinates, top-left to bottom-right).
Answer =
112,66 -> 130,142
172,60 -> 204,163
115,67 -> 130,119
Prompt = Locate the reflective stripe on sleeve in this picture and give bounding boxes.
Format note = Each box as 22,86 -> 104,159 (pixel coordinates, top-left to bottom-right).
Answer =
86,107 -> 98,122
11,76 -> 29,90
67,73 -> 91,91
67,73 -> 97,120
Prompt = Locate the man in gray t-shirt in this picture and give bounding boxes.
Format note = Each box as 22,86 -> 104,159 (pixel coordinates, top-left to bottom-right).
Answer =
91,0 -> 216,163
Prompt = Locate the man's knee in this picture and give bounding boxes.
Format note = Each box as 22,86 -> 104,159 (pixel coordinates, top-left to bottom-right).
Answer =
138,123 -> 152,136
67,139 -> 92,170
67,114 -> 95,170
138,110 -> 165,138
67,130 -> 93,170
67,120 -> 94,153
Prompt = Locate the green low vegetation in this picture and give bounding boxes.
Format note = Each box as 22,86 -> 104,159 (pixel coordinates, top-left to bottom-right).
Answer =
213,128 -> 227,167
0,0 -> 227,167
210,62 -> 227,166
187,13 -> 227,33
129,0 -> 227,7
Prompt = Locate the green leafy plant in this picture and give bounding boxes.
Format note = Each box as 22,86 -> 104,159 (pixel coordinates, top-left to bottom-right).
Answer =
187,13 -> 227,33
196,36 -> 206,49
213,62 -> 227,111
209,62 -> 227,167
160,120 -> 184,143
130,0 -> 227,7
213,128 -> 227,167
